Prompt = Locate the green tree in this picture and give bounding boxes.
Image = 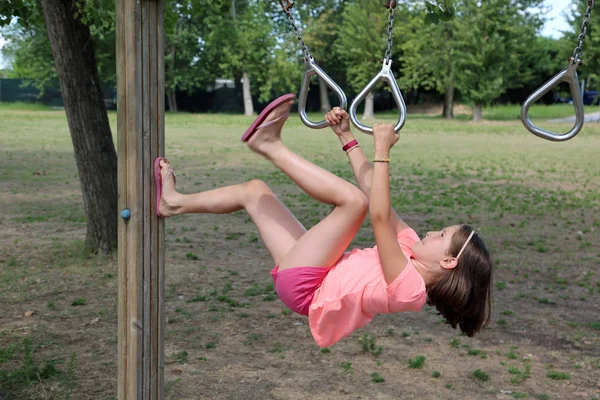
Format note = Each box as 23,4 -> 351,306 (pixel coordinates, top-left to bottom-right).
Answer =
398,4 -> 459,118
210,0 -> 277,115
562,0 -> 600,94
1,0 -> 119,254
335,0 -> 395,119
453,0 -> 545,120
295,0 -> 347,112
164,1 -> 222,112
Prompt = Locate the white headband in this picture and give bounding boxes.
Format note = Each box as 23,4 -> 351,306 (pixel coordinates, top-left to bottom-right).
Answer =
456,231 -> 475,260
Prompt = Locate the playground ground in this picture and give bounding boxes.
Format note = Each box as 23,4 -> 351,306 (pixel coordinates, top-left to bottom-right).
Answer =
1,104 -> 599,399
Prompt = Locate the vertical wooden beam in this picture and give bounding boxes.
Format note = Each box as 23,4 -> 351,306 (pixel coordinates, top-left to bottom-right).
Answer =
117,0 -> 165,399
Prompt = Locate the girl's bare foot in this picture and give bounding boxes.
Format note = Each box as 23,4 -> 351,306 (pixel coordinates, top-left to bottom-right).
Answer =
247,100 -> 294,157
158,159 -> 182,217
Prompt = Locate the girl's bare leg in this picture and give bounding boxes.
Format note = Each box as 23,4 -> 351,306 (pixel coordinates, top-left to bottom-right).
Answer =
158,160 -> 306,265
247,101 -> 368,271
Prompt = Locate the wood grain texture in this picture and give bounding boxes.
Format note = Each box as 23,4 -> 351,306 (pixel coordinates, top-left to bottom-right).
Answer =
117,0 -> 165,398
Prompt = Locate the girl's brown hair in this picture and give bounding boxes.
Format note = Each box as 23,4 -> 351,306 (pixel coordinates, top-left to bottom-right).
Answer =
426,225 -> 493,337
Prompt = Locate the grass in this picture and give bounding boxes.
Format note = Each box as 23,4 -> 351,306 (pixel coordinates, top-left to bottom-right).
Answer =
0,336 -> 78,398
359,334 -> 382,356
370,372 -> 385,383
472,369 -> 490,382
0,104 -> 599,398
482,104 -> 599,121
408,355 -> 426,369
546,371 -> 570,380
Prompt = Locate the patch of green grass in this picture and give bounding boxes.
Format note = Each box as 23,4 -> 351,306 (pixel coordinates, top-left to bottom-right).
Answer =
450,338 -> 461,348
0,336 -> 75,397
432,371 -> 441,378
468,349 -> 481,356
244,282 -> 274,297
511,392 -> 528,399
531,395 -> 549,400
508,364 -> 531,385
205,342 -> 217,349
188,295 -> 208,303
320,347 -> 331,354
359,334 -> 382,356
225,232 -> 243,240
546,370 -> 570,380
244,333 -> 264,346
164,378 -> 181,395
185,252 -> 199,260
175,308 -> 192,316
173,351 -> 189,364
472,369 -> 489,382
506,346 -> 518,360
0,102 -> 53,111
590,321 -> 600,330
71,298 -> 86,306
341,362 -> 352,372
370,372 -> 385,383
445,383 -> 453,389
281,308 -> 292,316
268,342 -> 285,354
483,104 -> 598,121
408,355 -> 426,369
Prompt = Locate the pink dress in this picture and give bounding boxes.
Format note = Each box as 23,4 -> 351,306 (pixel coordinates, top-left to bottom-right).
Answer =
308,228 -> 427,348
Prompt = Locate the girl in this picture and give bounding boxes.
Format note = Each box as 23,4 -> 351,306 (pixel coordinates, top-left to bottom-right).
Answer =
155,94 -> 493,348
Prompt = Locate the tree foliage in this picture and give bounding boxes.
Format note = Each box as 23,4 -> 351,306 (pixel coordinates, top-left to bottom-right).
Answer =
3,0 -> 584,115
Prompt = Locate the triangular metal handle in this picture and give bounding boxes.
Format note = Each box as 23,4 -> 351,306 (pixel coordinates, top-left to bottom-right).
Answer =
298,58 -> 348,129
349,60 -> 406,135
521,60 -> 584,142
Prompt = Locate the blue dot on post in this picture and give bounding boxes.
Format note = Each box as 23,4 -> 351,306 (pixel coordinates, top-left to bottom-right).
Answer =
121,209 -> 131,220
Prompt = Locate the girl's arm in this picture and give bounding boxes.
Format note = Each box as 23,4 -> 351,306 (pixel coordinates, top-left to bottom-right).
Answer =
331,117 -> 409,235
370,124 -> 408,285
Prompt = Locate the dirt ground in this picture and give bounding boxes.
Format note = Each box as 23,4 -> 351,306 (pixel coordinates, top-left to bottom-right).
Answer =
1,115 -> 599,400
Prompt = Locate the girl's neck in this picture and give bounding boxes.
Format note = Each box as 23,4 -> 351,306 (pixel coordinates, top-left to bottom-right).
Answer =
411,258 -> 439,286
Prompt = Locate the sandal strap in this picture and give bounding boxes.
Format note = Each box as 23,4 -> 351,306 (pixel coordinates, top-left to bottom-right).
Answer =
257,112 -> 289,130
162,168 -> 176,186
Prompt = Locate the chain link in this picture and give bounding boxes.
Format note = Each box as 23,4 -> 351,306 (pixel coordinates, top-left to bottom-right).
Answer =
572,1 -> 595,62
282,6 -> 313,63
384,3 -> 396,62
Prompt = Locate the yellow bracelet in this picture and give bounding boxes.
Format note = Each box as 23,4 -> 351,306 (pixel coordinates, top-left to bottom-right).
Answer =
373,159 -> 390,163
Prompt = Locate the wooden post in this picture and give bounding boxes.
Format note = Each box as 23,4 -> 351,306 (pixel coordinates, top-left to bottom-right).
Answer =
116,0 -> 165,399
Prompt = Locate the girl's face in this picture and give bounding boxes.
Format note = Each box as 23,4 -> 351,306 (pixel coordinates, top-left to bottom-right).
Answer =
411,225 -> 461,267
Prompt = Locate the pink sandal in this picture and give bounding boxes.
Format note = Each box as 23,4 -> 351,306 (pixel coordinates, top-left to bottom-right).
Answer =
241,93 -> 296,142
154,157 -> 176,218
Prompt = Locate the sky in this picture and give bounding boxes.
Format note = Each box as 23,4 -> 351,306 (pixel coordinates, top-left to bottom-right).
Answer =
0,1 -> 576,70
541,0 -> 573,38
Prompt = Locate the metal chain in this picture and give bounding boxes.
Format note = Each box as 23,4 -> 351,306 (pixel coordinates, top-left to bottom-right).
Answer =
572,0 -> 595,62
384,3 -> 396,62
282,6 -> 313,63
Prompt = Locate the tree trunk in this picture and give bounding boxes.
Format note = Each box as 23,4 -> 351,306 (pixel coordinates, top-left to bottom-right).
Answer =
167,91 -> 178,112
443,84 -> 454,119
40,0 -> 118,255
319,78 -> 332,113
242,71 -> 254,116
473,103 -> 483,121
362,92 -> 374,120
443,22 -> 455,120
168,44 -> 177,112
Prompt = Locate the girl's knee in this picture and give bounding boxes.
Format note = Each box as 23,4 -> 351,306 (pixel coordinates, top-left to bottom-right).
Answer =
244,179 -> 272,195
346,189 -> 369,213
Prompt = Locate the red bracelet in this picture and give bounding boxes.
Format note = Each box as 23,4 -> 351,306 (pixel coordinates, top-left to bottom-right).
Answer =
342,139 -> 358,152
